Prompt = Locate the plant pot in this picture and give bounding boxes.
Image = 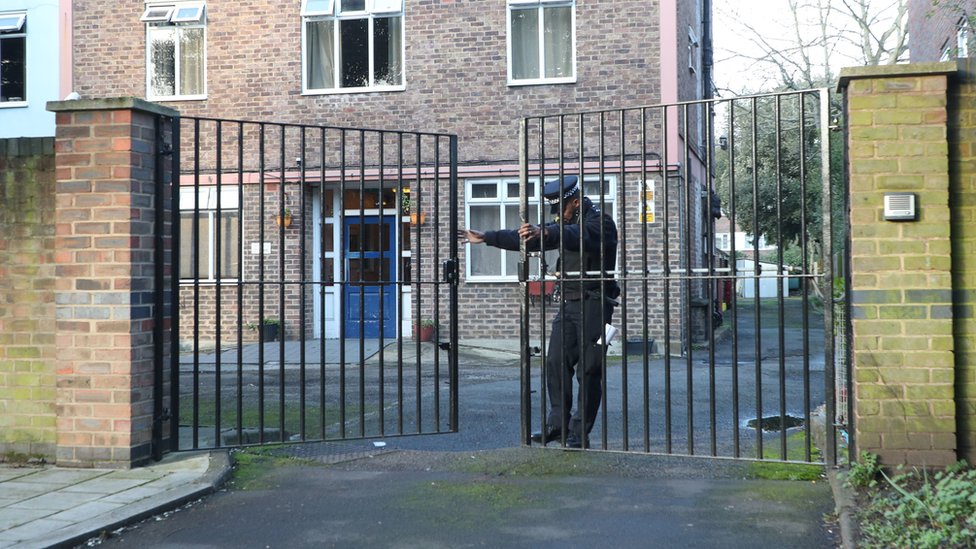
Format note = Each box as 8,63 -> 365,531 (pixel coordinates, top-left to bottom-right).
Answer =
276,214 -> 292,228
626,339 -> 654,356
261,323 -> 279,342
415,324 -> 435,342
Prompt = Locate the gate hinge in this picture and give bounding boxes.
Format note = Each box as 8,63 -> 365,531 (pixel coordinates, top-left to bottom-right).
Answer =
443,259 -> 459,284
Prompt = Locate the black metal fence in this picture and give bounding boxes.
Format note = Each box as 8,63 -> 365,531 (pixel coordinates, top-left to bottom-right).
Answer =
518,89 -> 848,465
170,117 -> 459,450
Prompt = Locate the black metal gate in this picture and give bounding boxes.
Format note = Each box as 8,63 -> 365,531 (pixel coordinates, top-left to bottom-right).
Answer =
518,89 -> 850,465
169,117 -> 460,450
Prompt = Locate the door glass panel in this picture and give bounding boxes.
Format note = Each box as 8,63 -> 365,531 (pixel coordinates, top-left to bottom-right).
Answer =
399,256 -> 411,283
347,223 -> 390,251
349,258 -> 390,282
342,189 -> 397,211
323,189 -> 335,217
323,257 -> 334,285
323,222 -> 334,252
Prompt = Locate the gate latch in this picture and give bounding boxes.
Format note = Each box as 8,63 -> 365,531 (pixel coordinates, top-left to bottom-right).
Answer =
443,259 -> 459,284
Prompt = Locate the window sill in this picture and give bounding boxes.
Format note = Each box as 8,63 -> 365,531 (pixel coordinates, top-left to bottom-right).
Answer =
148,94 -> 208,102
507,77 -> 576,87
463,277 -> 521,284
0,101 -> 28,109
302,85 -> 406,96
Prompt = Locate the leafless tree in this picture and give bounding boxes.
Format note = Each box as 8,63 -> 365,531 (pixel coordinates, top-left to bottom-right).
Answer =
715,0 -> 908,93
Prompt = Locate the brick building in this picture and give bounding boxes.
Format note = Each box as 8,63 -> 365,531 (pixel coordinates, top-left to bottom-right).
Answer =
0,0 -> 73,138
63,0 -> 714,348
908,0 -> 976,61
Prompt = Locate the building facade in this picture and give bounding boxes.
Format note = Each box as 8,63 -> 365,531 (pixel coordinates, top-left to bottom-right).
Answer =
908,0 -> 976,61
0,0 -> 72,138
68,0 -> 714,346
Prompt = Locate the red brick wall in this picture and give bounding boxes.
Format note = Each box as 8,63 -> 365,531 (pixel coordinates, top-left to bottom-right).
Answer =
0,138 -> 58,459
49,99 -> 177,467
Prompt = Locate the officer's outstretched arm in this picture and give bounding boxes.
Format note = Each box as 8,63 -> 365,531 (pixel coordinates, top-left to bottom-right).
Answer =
457,228 -> 486,244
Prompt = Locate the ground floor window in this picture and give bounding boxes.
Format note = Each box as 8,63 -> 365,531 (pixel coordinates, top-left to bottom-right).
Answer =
463,175 -> 615,281
179,186 -> 240,280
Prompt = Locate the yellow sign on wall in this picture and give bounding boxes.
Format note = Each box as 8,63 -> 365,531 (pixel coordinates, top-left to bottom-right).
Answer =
642,180 -> 656,223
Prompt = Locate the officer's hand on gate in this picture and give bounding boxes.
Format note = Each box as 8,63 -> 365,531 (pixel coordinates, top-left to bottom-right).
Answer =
518,223 -> 543,241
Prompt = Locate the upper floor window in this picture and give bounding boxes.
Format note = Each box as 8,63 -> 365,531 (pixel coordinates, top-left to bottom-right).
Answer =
958,17 -> 971,58
0,11 -> 26,105
141,2 -> 206,100
688,26 -> 700,73
507,0 -> 575,85
302,0 -> 404,94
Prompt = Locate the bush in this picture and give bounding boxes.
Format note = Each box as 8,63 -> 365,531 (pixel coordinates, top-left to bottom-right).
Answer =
859,461 -> 976,549
846,451 -> 882,489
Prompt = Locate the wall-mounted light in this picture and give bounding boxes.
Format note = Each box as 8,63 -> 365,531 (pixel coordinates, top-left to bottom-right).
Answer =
718,136 -> 728,151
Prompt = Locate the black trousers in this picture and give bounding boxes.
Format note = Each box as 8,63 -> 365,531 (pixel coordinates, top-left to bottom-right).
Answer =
545,296 -> 615,438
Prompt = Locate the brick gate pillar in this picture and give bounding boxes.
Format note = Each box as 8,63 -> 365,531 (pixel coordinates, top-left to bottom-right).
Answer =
47,98 -> 177,468
839,63 -> 958,468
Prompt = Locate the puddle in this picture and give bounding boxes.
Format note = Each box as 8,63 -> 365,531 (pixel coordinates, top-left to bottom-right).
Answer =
746,414 -> 804,432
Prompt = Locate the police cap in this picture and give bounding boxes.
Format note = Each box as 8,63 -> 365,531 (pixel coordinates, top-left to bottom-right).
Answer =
543,175 -> 580,214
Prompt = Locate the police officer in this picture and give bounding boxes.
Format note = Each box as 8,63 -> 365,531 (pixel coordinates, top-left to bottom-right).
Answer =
458,175 -> 619,448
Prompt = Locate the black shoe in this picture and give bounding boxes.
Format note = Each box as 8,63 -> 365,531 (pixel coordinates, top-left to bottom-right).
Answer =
530,428 -> 563,444
565,433 -> 589,449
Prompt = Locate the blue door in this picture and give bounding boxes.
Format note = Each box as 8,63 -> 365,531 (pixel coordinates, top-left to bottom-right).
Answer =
344,215 -> 397,338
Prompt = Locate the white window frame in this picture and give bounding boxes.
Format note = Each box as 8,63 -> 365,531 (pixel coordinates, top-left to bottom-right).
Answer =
303,0 -> 335,16
688,26 -> 700,73
0,11 -> 26,31
506,0 -> 576,86
958,17 -> 970,58
301,0 -> 406,95
179,186 -> 241,282
940,38 -> 952,61
171,2 -> 206,23
144,2 -> 207,101
463,175 -> 616,282
0,11 -> 26,107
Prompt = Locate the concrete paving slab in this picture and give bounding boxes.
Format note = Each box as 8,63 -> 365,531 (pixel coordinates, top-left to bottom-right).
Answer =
0,471 -> 32,483
60,477 -> 151,495
0,518 -> 74,543
0,507 -> 53,530
0,451 -> 230,549
0,484 -> 51,503
99,486 -> 167,505
45,501 -> 125,523
16,470 -> 107,485
14,490 -> 104,511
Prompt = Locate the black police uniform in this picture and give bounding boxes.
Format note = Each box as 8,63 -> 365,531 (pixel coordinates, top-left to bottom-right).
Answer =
480,175 -> 619,447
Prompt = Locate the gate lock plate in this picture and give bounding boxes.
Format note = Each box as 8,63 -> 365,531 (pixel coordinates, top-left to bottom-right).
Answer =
443,259 -> 459,284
